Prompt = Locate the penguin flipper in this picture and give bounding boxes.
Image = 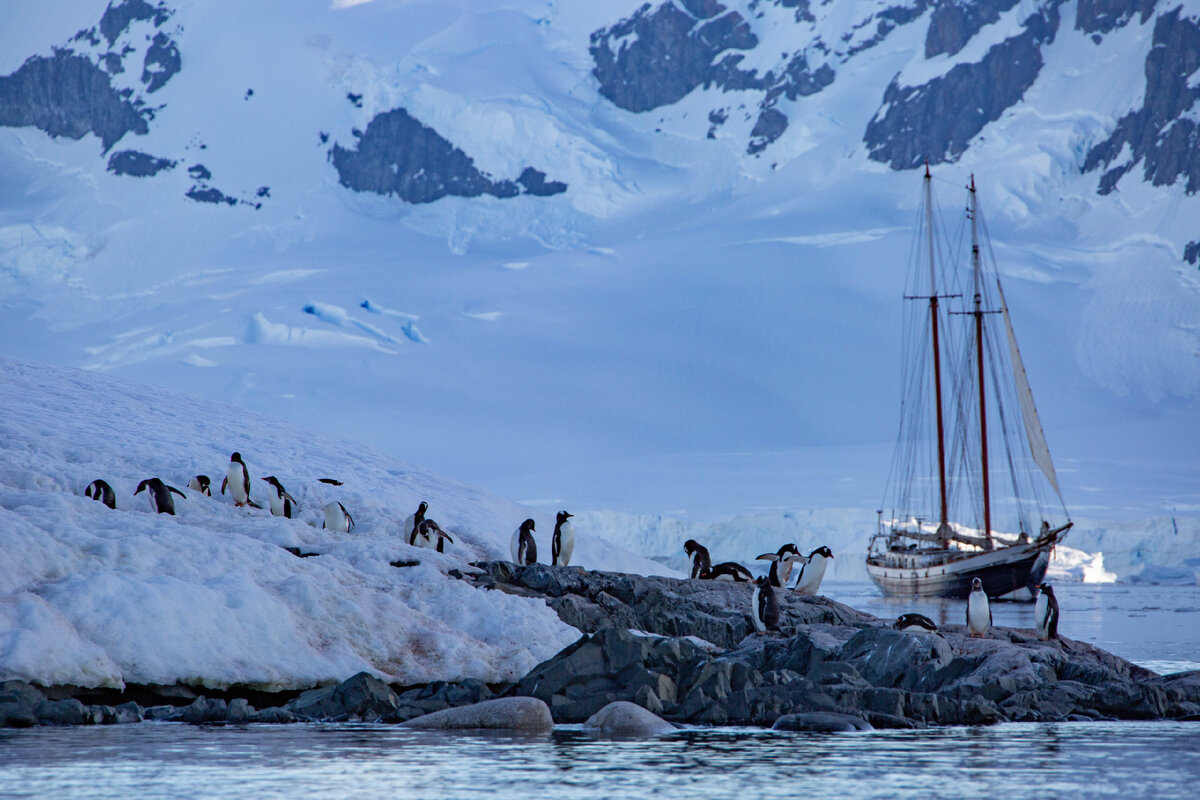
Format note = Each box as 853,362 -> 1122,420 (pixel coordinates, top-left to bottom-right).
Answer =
756,553 -> 780,561
282,491 -> 299,508
247,500 -> 263,510
319,478 -> 343,485
168,486 -> 186,498
220,476 -> 228,495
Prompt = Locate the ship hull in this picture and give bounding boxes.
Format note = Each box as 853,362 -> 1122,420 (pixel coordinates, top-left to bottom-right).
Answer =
866,543 -> 1050,600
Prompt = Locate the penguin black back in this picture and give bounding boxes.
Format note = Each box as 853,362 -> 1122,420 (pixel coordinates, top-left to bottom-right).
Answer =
894,613 -> 938,633
84,479 -> 117,510
134,478 -> 186,515
684,539 -> 712,579
516,518 -> 537,565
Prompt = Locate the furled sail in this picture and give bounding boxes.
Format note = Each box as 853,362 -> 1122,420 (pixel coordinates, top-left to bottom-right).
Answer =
997,280 -> 1061,497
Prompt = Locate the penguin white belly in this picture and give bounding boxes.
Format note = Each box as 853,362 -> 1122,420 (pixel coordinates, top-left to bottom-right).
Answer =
750,586 -> 766,633
794,555 -> 829,595
323,502 -> 350,533
267,490 -> 285,517
1034,592 -> 1050,638
510,529 -> 523,562
226,464 -> 249,505
967,591 -> 991,636
554,521 -> 574,566
777,558 -> 794,586
402,514 -> 424,546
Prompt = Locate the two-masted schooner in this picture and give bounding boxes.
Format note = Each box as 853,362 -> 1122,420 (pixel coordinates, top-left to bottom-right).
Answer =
866,168 -> 1072,600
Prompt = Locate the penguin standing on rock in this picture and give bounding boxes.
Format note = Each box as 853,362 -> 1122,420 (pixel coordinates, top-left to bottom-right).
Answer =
751,576 -> 780,634
756,543 -> 801,587
403,502 -> 428,546
966,577 -> 992,637
511,518 -> 537,565
684,539 -> 712,579
134,478 -> 186,515
188,475 -> 212,496
1034,583 -> 1059,640
895,613 -> 939,633
416,519 -> 454,552
699,562 -> 753,582
551,510 -> 574,566
793,546 -> 834,595
261,476 -> 299,519
221,453 -> 258,508
84,479 -> 117,510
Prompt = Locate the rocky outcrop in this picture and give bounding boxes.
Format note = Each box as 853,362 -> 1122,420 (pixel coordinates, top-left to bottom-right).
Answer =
330,108 -> 566,204
865,2 -> 1062,169
583,700 -> 676,736
1083,8 -> 1200,197
1075,0 -> 1157,36
926,0 -> 1023,58
107,149 -> 176,177
399,697 -> 554,732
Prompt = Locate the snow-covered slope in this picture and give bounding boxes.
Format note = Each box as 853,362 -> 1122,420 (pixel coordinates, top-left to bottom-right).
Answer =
0,355 -> 673,690
1,0 -> 1198,534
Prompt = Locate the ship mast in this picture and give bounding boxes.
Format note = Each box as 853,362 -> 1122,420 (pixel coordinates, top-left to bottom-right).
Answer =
924,164 -> 951,546
968,176 -> 993,550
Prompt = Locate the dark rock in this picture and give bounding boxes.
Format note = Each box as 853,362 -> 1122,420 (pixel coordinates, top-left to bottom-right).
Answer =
773,711 -> 872,732
143,704 -> 179,721
188,163 -> 212,180
1083,9 -> 1200,195
107,149 -> 176,176
253,707 -> 298,724
1184,241 -> 1200,266
748,107 -> 788,155
286,672 -> 399,721
186,186 -> 238,206
838,627 -> 953,688
926,0 -> 1022,59
141,32 -> 181,93
1076,0 -> 1157,35
0,51 -> 150,152
0,680 -> 46,708
35,698 -> 90,726
175,697 -> 228,724
100,0 -> 168,47
583,700 -> 676,736
400,697 -> 553,731
226,698 -> 254,723
331,107 -> 565,205
0,702 -> 38,728
103,701 -> 144,724
517,167 -> 567,197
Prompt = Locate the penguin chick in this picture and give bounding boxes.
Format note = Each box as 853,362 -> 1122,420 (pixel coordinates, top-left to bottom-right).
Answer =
751,575 -> 780,634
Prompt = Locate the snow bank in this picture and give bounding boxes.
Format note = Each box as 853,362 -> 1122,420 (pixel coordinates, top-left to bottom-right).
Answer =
0,356 -> 671,690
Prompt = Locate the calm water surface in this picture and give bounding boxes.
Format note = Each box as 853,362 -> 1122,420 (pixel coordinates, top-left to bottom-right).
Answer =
1,583 -> 1197,799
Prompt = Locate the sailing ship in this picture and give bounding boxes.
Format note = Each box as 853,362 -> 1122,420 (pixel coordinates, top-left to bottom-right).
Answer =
866,168 -> 1072,600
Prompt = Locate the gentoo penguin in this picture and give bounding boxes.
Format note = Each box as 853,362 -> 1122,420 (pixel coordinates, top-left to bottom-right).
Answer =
323,501 -> 354,533
402,501 -> 428,546
751,575 -> 780,634
416,519 -> 454,552
793,546 -> 834,595
221,452 -> 252,507
756,543 -> 802,587
84,479 -> 117,510
187,475 -> 212,496
1034,583 -> 1060,640
511,518 -> 537,565
895,613 -> 939,633
134,478 -> 186,515
684,539 -> 712,579
966,576 -> 992,637
551,510 -> 574,566
699,562 -> 753,582
261,476 -> 299,519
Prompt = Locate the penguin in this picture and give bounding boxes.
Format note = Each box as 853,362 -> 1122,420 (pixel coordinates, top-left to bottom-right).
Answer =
221,452 -> 252,507
402,501 -> 428,546
84,479 -> 116,510
684,539 -> 712,580
551,510 -> 574,566
793,546 -> 834,595
699,562 -> 753,582
510,518 -> 537,565
187,475 -> 212,496
756,543 -> 801,587
1034,583 -> 1059,640
261,476 -> 299,519
895,613 -> 939,633
323,501 -> 354,533
416,519 -> 454,552
966,576 -> 992,637
751,575 -> 780,634
134,478 -> 186,515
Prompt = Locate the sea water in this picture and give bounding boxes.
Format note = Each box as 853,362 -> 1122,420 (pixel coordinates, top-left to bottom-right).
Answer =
1,583 -> 1197,800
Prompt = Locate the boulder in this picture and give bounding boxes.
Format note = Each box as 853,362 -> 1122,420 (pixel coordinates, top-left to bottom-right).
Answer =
226,698 -> 254,723
35,698 -> 91,726
0,701 -> 38,728
773,712 -> 873,732
175,697 -> 228,724
286,672 -> 399,721
253,707 -> 298,724
583,701 -> 676,736
400,697 -> 554,732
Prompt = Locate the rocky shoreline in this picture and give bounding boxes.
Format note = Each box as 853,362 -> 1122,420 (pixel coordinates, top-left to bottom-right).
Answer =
4,563 -> 1199,730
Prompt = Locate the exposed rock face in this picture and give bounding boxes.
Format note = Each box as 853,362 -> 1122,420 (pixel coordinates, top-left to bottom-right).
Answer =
1075,0 -> 1157,36
926,0 -> 1022,58
286,671 -> 400,722
490,564 -> 1200,727
331,108 -> 567,204
0,53 -> 149,152
107,149 -> 176,176
1083,8 -> 1200,195
583,700 -> 676,736
399,697 -> 554,731
865,2 -> 1062,169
